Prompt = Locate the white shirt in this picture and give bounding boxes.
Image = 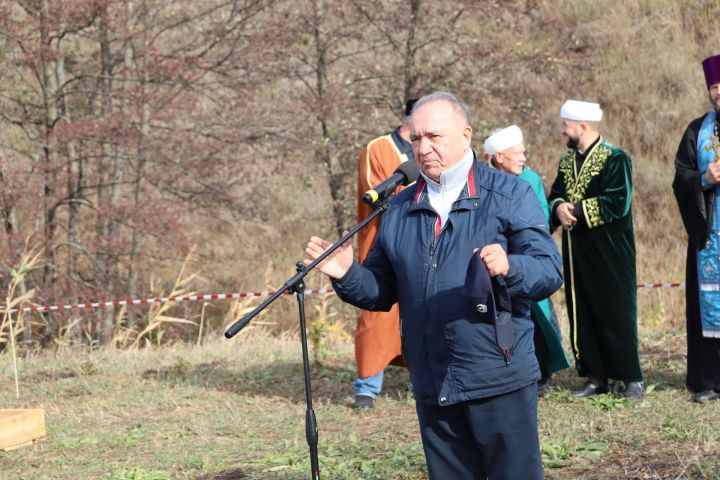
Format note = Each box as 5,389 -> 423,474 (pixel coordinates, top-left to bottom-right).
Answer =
421,148 -> 474,227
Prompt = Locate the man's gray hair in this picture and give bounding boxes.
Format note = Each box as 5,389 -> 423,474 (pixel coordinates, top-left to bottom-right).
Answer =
412,91 -> 472,127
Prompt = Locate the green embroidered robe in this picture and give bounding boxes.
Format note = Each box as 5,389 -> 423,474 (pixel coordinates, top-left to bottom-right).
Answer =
548,138 -> 642,382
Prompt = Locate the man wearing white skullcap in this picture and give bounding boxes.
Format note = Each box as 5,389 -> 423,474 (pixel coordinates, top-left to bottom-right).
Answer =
484,126 -> 571,397
548,100 -> 644,400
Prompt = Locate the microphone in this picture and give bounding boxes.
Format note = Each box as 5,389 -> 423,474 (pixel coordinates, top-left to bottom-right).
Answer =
361,161 -> 420,205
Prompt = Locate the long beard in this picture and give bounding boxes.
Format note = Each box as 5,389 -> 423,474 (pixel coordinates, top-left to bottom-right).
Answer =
566,136 -> 580,149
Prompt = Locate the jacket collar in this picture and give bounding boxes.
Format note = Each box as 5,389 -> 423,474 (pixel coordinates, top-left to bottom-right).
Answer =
413,151 -> 478,206
419,148 -> 474,192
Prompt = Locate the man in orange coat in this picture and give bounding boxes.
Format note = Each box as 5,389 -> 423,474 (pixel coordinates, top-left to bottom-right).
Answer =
353,99 -> 416,409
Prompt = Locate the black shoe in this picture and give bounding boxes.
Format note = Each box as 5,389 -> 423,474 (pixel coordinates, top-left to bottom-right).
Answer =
353,395 -> 375,409
572,379 -> 609,398
692,390 -> 720,403
623,381 -> 645,400
537,378 -> 552,398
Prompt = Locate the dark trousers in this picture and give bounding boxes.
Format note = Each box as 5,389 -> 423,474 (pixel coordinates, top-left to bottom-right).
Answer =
415,383 -> 543,480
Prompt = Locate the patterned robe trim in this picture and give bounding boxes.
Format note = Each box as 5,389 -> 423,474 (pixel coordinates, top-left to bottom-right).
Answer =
582,198 -> 605,228
561,138 -> 612,203
567,231 -> 579,356
557,150 -> 575,199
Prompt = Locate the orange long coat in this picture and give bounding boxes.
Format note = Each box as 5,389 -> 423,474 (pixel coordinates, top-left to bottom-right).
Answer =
355,131 -> 411,377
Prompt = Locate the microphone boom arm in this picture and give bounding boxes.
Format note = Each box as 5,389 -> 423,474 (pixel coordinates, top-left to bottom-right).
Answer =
224,199 -> 392,338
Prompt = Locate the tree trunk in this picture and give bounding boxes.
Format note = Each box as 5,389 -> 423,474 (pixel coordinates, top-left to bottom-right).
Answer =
38,0 -> 59,344
39,0 -> 58,292
310,3 -> 346,236
56,30 -> 82,304
97,5 -> 119,345
403,0 -> 421,103
127,0 -> 147,302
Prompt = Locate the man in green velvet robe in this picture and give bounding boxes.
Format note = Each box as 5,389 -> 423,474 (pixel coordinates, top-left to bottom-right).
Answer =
548,100 -> 644,399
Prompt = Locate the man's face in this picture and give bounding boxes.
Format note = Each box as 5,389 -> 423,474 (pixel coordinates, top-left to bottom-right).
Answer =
410,100 -> 472,182
709,82 -> 720,112
561,119 -> 581,149
495,143 -> 526,176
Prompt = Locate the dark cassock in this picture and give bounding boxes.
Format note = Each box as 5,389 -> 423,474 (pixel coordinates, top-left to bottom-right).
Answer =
672,54 -> 720,396
549,134 -> 643,383
673,113 -> 720,393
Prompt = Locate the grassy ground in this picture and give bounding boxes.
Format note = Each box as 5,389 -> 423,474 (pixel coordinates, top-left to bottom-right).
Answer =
1,327 -> 719,480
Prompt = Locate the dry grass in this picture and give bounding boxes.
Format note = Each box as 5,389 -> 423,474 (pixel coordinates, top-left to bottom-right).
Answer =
0,327 -> 718,479
0,247 -> 42,399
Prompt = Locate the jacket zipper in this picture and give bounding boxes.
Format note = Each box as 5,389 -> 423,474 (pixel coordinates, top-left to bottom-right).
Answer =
425,216 -> 442,301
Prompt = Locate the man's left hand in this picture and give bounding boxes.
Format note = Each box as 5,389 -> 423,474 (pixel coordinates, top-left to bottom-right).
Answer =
478,244 -> 509,277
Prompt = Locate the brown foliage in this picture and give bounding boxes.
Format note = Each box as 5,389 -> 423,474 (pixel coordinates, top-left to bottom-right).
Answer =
0,0 -> 718,347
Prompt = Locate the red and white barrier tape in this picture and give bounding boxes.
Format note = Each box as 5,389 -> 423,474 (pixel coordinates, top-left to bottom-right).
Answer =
637,283 -> 684,289
1,283 -> 684,315
2,288 -> 336,314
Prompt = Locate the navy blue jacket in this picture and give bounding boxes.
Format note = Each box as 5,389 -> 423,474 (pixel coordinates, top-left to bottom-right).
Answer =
333,158 -> 563,406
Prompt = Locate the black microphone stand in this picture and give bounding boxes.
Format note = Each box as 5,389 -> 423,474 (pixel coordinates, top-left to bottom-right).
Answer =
225,198 -> 393,480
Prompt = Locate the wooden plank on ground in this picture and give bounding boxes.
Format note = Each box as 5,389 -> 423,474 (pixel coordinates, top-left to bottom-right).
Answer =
0,409 -> 46,450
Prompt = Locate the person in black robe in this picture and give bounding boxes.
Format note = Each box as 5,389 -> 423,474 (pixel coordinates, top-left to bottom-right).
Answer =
672,53 -> 720,403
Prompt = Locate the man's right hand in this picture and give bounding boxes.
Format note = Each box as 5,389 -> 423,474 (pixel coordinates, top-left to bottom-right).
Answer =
304,234 -> 354,279
556,202 -> 577,229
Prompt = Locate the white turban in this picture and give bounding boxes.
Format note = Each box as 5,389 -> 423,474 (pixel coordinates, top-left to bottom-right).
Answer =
483,125 -> 523,156
560,100 -> 603,122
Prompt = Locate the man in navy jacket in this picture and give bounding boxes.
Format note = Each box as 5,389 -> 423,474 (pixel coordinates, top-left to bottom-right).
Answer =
305,91 -> 562,479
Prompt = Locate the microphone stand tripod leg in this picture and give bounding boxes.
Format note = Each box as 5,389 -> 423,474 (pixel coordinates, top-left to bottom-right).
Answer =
293,261 -> 320,479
